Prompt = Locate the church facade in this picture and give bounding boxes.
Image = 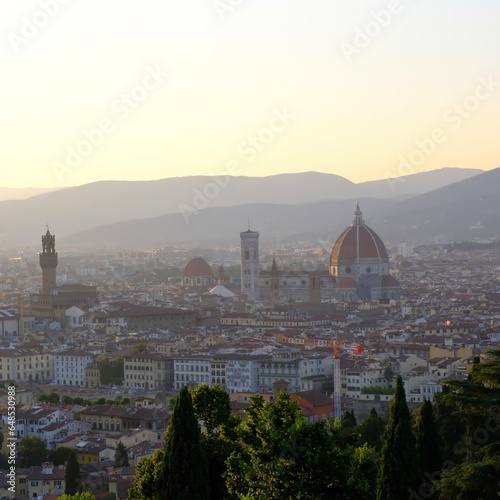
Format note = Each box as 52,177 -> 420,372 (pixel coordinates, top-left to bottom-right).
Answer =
258,203 -> 400,303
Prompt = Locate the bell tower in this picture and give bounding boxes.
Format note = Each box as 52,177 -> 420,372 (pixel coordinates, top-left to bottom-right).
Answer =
39,226 -> 58,294
240,222 -> 260,301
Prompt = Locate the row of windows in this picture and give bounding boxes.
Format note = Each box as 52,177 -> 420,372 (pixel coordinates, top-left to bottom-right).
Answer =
56,380 -> 85,385
175,365 -> 209,372
56,357 -> 91,362
30,480 -> 62,486
126,358 -> 164,365
176,374 -> 209,382
86,420 -> 121,431
125,374 -> 154,380
6,363 -> 49,370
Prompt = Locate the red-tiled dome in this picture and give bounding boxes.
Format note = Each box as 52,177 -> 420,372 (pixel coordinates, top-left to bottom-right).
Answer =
330,203 -> 388,265
183,257 -> 213,277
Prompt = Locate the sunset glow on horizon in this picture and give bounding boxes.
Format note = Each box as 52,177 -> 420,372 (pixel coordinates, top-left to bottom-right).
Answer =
1,0 -> 499,188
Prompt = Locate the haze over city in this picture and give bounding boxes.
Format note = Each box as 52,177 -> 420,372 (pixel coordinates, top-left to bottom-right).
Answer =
0,3 -> 499,500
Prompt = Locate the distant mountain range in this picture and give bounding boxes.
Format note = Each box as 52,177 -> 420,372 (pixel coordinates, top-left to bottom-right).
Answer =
0,167 -> 496,248
0,186 -> 60,201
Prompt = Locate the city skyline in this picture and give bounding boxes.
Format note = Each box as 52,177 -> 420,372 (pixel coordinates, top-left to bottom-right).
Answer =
1,1 -> 499,188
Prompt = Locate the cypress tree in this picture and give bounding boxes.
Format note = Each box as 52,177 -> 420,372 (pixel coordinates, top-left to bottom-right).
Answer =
377,375 -> 420,500
156,386 -> 209,500
358,407 -> 385,451
65,450 -> 80,495
413,398 -> 441,477
342,410 -> 357,428
114,441 -> 130,467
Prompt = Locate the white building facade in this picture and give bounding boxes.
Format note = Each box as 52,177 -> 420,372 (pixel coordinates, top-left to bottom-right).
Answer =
173,356 -> 211,390
225,355 -> 266,393
54,351 -> 93,386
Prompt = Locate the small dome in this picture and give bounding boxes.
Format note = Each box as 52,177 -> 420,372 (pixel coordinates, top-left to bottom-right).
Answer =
183,257 -> 213,278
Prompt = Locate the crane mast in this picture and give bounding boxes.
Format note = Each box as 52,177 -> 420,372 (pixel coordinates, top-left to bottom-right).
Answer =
333,340 -> 342,423
333,340 -> 362,424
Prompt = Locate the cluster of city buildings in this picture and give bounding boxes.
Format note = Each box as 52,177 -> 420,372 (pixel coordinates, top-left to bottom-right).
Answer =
0,203 -> 498,498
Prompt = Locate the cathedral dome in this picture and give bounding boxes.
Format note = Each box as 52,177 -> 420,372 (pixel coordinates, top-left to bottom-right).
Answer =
183,257 -> 213,278
330,203 -> 389,277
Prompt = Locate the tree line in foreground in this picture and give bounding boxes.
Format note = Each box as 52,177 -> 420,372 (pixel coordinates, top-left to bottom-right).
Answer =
126,349 -> 499,499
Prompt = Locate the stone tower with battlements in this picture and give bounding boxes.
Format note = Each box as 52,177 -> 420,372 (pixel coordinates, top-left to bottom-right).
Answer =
39,227 -> 58,294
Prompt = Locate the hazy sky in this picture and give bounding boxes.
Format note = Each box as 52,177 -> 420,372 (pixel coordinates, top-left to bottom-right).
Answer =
2,0 -> 499,188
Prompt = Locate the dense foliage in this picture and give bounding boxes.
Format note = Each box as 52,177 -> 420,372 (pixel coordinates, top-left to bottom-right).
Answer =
48,446 -> 73,466
125,352 -> 500,499
18,436 -> 48,467
128,450 -> 164,500
156,386 -> 209,499
59,494 -> 96,500
65,450 -> 81,495
114,441 -> 130,467
377,375 -> 420,499
99,357 -> 124,385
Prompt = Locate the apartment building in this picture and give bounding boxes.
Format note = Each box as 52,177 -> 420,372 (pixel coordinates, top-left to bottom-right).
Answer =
54,351 -> 93,386
123,352 -> 174,390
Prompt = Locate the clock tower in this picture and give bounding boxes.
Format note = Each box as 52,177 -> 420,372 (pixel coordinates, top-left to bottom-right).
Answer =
39,226 -> 58,294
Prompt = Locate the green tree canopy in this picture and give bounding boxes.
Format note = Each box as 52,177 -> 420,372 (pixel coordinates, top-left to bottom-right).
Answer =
65,450 -> 80,495
99,357 -> 124,385
376,375 -> 420,500
133,343 -> 148,353
436,443 -> 500,500
432,389 -> 466,463
191,383 -> 232,434
59,493 -> 96,500
128,450 -> 164,500
434,351 -> 500,497
18,436 -> 48,467
191,384 -> 239,499
225,392 -> 352,499
384,367 -> 394,383
413,398 -> 442,478
115,441 -> 130,467
48,391 -> 60,403
157,386 -> 209,500
347,444 -> 380,500
48,446 -> 72,466
342,409 -> 357,430
357,407 -> 385,452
